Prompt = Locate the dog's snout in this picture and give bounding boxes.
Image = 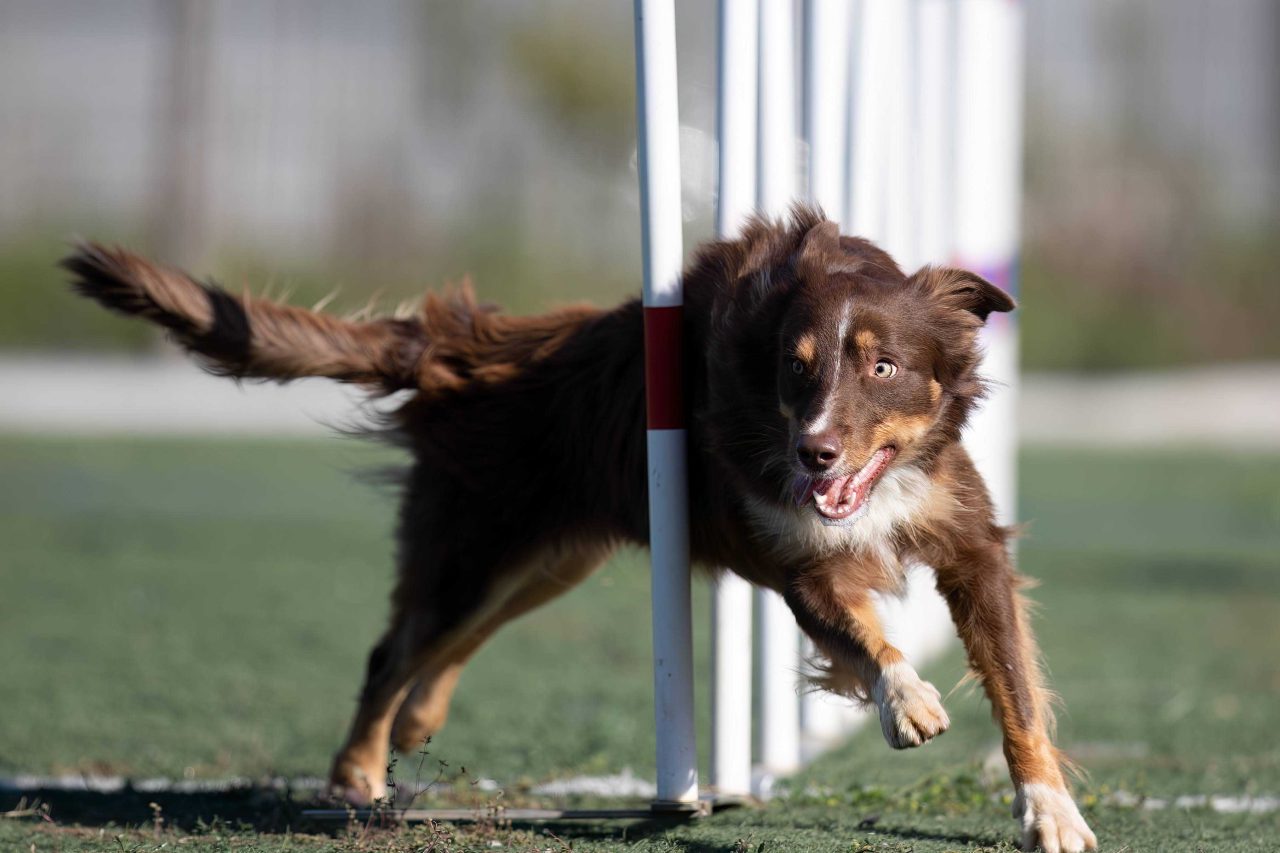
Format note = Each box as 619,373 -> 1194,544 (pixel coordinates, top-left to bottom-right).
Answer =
796,432 -> 842,472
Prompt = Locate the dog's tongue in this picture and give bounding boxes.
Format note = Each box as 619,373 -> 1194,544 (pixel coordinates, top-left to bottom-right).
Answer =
808,447 -> 896,521
812,475 -> 850,503
812,474 -> 858,520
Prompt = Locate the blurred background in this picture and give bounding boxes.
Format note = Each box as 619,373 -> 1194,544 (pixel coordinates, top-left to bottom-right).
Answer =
0,0 -> 1276,372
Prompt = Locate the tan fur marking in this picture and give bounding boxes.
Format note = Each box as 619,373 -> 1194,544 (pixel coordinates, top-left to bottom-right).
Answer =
929,378 -> 942,404
794,334 -> 817,363
871,414 -> 935,453
797,563 -> 904,701
393,663 -> 463,747
391,544 -> 608,751
855,329 -> 880,353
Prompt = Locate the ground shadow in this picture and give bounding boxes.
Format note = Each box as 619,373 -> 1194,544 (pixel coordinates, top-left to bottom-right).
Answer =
4,785 -> 309,833
529,811 -> 1003,851
7,787 -> 1006,850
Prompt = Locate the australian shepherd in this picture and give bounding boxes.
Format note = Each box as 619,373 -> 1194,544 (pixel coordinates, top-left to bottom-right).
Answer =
65,207 -> 1096,852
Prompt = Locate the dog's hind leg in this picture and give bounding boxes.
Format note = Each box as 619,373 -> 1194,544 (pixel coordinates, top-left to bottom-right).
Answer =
328,608 -> 444,804
389,539 -> 615,753
328,541 -> 504,804
330,538 -> 614,802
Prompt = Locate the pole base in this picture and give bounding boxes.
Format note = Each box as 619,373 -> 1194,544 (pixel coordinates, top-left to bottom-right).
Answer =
648,797 -> 711,818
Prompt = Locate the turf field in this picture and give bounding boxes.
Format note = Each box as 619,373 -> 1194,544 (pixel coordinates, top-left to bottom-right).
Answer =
2,436 -> 1278,851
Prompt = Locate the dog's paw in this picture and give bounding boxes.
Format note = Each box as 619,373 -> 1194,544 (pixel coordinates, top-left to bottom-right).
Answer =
328,756 -> 387,806
1013,783 -> 1097,852
872,661 -> 950,749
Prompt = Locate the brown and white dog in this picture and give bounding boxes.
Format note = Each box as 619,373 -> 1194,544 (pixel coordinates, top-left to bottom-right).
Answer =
65,207 -> 1096,852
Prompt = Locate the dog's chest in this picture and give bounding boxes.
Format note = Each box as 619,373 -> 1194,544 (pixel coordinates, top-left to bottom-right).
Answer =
743,465 -> 934,568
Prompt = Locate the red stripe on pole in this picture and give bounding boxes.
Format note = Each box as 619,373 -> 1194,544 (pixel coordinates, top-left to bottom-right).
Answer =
644,305 -> 685,430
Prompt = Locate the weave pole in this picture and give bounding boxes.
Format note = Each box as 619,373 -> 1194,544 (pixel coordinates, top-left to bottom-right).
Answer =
755,0 -> 803,786
799,0 -> 852,748
886,0 -> 970,666
880,0 -> 916,268
954,0 -> 1023,526
633,0 -> 700,810
914,0 -> 957,268
710,0 -> 758,799
845,0 -> 885,241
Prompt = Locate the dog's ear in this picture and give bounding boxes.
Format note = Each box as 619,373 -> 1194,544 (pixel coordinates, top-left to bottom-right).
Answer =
795,220 -> 864,278
912,266 -> 1015,321
798,220 -> 840,257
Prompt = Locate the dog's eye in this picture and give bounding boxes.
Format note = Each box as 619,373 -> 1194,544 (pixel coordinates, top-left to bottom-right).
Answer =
873,360 -> 897,379
790,358 -> 805,376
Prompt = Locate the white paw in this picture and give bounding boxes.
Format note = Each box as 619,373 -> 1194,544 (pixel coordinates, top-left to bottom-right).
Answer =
872,661 -> 950,749
1014,783 -> 1097,852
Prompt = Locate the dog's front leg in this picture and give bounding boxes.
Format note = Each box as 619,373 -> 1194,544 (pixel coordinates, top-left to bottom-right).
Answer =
933,540 -> 1097,853
784,568 -> 949,749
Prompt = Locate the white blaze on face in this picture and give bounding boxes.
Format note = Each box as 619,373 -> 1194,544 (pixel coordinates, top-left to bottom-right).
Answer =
801,300 -> 853,435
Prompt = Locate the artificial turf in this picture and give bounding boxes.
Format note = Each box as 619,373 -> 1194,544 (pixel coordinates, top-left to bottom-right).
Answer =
1,436 -> 1277,851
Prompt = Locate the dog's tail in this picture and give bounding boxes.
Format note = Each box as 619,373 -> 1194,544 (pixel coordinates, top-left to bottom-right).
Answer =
63,243 -> 426,392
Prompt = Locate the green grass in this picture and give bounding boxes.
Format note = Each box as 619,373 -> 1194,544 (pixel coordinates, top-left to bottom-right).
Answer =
2,437 -> 1278,851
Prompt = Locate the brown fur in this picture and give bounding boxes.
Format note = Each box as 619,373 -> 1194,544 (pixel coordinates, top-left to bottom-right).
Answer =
64,207 -> 1091,850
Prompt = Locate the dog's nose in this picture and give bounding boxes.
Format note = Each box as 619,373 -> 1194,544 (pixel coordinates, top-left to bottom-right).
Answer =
796,432 -> 841,472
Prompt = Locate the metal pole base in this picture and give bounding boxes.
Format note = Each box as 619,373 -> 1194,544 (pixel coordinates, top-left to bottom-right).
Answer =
648,797 -> 712,818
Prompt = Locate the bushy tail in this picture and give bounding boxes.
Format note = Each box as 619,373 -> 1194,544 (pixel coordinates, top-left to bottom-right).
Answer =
63,243 -> 425,392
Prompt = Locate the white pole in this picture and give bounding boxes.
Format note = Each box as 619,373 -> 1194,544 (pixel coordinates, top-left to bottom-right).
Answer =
711,579 -> 754,795
758,0 -> 800,214
879,0 -> 916,267
718,0 -> 760,239
633,0 -> 699,808
799,0 -> 852,748
954,0 -> 1023,527
803,0 -> 850,226
914,0 -> 956,268
900,0 -> 966,664
845,0 -> 887,242
830,0 -> 873,737
755,0 -> 803,785
711,0 -> 759,798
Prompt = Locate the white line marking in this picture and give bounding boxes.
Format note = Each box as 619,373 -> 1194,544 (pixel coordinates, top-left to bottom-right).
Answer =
1105,790 -> 1280,814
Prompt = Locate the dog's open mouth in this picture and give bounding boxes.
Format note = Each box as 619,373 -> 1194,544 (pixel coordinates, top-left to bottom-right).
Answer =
796,446 -> 897,524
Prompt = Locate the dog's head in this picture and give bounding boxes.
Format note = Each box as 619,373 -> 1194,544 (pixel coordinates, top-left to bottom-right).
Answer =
699,208 -> 1013,524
